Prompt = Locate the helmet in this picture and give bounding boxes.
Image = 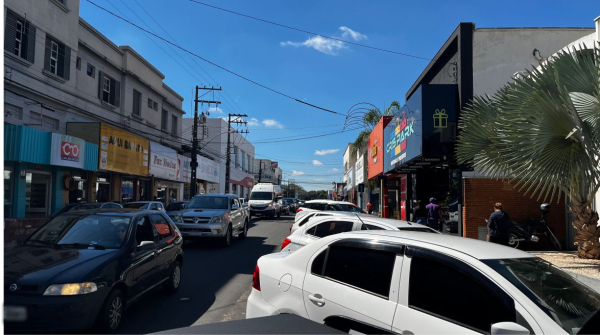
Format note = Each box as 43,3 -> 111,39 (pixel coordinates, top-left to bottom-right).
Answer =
540,203 -> 550,212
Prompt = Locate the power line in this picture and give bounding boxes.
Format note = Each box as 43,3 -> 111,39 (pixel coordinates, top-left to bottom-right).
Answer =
85,0 -> 346,117
187,0 -> 432,61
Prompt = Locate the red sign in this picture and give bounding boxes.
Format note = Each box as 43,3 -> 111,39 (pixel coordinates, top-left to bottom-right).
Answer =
368,116 -> 393,180
61,141 -> 80,162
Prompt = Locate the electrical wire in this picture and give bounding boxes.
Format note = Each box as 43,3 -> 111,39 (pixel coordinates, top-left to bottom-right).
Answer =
85,0 -> 346,116
187,0 -> 432,61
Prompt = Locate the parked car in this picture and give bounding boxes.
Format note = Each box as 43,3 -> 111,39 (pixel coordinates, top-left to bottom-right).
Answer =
4,209 -> 184,333
177,194 -> 249,247
247,230 -> 600,335
123,201 -> 166,212
281,199 -> 292,215
284,198 -> 297,212
249,183 -> 282,219
50,202 -> 123,219
281,215 -> 438,252
294,200 -> 365,221
165,201 -> 189,223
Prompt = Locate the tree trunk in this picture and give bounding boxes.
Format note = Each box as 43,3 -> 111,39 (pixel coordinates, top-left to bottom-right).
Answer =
571,200 -> 600,259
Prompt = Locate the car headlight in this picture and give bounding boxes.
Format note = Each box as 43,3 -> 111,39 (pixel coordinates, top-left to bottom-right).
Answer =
44,282 -> 97,296
268,203 -> 273,207
209,216 -> 224,223
172,215 -> 183,223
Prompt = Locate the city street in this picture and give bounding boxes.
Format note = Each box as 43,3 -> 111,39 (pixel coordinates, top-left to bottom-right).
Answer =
117,215 -> 292,334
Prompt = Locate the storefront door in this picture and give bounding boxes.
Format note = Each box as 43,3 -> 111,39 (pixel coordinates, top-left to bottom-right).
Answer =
25,172 -> 51,218
96,174 -> 111,203
122,177 -> 135,204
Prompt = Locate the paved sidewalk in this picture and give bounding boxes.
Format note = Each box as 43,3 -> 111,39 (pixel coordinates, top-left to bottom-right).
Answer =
534,251 -> 600,292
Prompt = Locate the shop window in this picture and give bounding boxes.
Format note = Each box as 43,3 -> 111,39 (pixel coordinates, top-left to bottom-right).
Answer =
122,178 -> 134,204
25,172 -> 51,218
4,170 -> 14,218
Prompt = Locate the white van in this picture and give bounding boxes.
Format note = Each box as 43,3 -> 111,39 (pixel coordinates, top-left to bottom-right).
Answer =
249,183 -> 282,219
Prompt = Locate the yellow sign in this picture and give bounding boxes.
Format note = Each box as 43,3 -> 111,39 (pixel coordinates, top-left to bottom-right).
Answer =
99,123 -> 149,176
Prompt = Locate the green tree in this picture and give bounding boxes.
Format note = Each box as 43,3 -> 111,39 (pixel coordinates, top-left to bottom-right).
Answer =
350,101 -> 401,157
457,46 -> 600,258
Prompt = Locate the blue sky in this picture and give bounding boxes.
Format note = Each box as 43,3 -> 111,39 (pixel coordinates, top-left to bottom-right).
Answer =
79,0 -> 598,190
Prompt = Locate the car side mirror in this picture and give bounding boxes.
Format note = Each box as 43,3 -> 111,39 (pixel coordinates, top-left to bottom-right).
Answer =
232,204 -> 239,210
491,322 -> 529,335
138,241 -> 155,251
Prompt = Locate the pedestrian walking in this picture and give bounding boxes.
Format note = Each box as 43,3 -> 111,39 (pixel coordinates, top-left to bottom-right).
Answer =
414,200 -> 427,225
425,197 -> 442,230
486,202 -> 512,246
366,201 -> 373,214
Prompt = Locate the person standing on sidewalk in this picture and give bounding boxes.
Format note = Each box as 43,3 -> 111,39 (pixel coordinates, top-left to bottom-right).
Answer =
366,201 -> 373,214
486,202 -> 512,246
414,200 -> 427,225
425,198 -> 442,230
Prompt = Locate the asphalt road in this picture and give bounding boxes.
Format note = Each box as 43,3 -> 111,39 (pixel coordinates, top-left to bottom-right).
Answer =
117,214 -> 293,334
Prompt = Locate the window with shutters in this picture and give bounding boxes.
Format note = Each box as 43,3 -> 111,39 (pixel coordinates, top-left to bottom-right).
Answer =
98,72 -> 120,107
161,110 -> 168,131
171,115 -> 177,135
5,10 -> 36,63
44,35 -> 71,80
132,90 -> 141,117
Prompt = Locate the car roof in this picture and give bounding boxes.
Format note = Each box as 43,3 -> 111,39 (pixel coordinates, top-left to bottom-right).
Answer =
56,208 -> 160,217
305,200 -> 338,204
125,201 -> 160,204
192,194 -> 236,198
345,230 -> 534,260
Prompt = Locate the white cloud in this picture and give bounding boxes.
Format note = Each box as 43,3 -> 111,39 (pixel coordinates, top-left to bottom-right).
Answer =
339,26 -> 367,41
262,119 -> 284,129
313,160 -> 323,166
332,168 -> 339,172
247,118 -> 259,127
291,170 -> 305,176
315,149 -> 339,156
208,106 -> 223,114
280,26 -> 366,55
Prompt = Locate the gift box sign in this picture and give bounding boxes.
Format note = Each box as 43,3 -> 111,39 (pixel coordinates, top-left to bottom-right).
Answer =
434,109 -> 448,128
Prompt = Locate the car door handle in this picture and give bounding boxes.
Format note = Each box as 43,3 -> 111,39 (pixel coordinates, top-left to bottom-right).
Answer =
308,294 -> 325,307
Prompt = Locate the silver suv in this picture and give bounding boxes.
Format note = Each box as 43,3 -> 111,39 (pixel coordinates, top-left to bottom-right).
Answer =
177,194 -> 249,247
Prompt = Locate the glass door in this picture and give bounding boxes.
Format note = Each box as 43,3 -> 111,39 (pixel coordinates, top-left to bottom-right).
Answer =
25,172 -> 51,218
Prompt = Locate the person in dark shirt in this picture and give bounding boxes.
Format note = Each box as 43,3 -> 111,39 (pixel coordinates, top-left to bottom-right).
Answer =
414,200 -> 427,225
425,197 -> 442,230
486,202 -> 512,246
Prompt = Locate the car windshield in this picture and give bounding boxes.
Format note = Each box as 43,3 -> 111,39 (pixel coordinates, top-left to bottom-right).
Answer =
337,203 -> 365,213
26,214 -> 132,249
483,258 -> 600,334
187,196 -> 228,209
123,203 -> 149,209
251,192 -> 273,201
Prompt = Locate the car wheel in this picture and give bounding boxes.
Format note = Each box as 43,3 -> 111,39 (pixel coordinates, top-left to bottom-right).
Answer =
508,233 -> 519,249
97,289 -> 124,334
239,220 -> 248,239
164,261 -> 182,294
221,225 -> 232,247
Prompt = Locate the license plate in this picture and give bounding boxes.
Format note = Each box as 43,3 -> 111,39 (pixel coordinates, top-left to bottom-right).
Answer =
4,306 -> 27,322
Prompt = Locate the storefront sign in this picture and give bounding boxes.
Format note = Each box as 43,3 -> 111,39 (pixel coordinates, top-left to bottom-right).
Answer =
355,154 -> 365,185
368,116 -> 391,180
178,154 -> 192,183
150,142 -> 179,181
99,123 -> 149,176
198,156 -> 220,184
345,167 -> 354,190
50,133 -> 86,169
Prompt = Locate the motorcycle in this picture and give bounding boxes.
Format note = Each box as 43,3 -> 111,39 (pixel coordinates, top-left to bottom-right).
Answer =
508,203 -> 562,251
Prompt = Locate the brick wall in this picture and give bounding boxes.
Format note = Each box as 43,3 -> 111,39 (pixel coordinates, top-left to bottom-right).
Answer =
463,178 -> 567,246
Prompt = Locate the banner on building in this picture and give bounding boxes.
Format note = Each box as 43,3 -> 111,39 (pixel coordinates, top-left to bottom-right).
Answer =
50,133 -> 86,169
198,156 -> 220,184
150,142 -> 179,181
178,154 -> 192,183
355,154 -> 365,185
99,123 -> 149,176
345,167 -> 355,190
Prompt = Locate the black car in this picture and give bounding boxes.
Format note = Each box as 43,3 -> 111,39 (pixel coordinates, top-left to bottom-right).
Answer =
4,209 -> 184,333
50,202 -> 123,219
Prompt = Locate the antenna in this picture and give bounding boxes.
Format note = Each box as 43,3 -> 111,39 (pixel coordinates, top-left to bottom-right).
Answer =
355,214 -> 367,229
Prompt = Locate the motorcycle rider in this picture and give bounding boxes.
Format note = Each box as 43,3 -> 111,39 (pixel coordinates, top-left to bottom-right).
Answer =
486,202 -> 512,246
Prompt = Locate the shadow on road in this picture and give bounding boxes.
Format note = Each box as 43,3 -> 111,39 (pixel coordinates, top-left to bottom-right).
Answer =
117,232 -> 279,334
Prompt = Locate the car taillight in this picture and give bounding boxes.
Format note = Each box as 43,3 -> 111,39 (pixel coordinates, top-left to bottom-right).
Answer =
252,265 -> 261,291
296,208 -> 302,213
281,238 -> 291,250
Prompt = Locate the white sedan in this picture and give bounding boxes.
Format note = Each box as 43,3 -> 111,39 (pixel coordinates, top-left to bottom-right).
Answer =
247,230 -> 600,335
282,215 -> 438,252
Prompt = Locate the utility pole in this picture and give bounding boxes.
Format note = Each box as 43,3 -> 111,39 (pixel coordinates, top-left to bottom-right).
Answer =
190,86 -> 221,196
225,113 -> 248,194
258,161 -> 263,183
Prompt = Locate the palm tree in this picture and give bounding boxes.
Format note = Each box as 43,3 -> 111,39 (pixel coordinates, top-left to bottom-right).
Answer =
456,45 -> 600,259
348,101 -> 401,157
